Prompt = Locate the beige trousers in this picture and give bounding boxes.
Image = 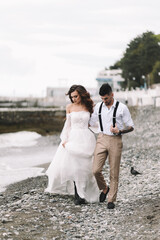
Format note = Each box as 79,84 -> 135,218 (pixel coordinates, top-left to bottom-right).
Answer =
93,133 -> 123,202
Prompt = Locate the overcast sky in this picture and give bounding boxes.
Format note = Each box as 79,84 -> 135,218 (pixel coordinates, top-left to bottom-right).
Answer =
0,0 -> 159,97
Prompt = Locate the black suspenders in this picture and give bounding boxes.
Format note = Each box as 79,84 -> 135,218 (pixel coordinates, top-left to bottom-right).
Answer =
98,101 -> 119,132
113,101 -> 119,127
98,102 -> 104,132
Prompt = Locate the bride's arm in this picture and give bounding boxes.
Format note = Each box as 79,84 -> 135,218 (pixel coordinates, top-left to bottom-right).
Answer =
60,104 -> 71,147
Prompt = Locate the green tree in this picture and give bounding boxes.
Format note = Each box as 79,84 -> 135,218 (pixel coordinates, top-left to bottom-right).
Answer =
109,60 -> 121,70
119,31 -> 160,89
150,61 -> 160,84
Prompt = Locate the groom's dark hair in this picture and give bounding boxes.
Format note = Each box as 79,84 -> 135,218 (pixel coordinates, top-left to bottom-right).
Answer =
99,83 -> 112,96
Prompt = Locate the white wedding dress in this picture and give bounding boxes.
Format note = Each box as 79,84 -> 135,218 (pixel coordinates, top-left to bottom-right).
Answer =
45,111 -> 99,203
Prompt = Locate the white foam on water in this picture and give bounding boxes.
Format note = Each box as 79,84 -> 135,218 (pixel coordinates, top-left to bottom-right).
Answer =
0,147 -> 57,169
0,131 -> 59,192
0,131 -> 41,148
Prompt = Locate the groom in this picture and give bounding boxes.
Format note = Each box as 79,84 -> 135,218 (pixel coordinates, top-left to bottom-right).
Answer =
89,83 -> 134,209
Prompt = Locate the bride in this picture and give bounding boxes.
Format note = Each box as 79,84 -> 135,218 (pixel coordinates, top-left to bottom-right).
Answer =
45,85 -> 99,204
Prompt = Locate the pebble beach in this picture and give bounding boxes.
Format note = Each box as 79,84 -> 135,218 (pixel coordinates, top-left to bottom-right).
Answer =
0,106 -> 159,240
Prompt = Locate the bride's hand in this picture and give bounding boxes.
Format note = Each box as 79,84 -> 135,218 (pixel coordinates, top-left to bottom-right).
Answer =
62,141 -> 67,148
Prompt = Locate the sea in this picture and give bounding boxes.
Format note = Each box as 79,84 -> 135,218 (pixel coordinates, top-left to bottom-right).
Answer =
0,131 -> 59,192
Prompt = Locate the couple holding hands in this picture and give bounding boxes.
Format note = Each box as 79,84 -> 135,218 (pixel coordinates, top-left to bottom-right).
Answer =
45,83 -> 134,209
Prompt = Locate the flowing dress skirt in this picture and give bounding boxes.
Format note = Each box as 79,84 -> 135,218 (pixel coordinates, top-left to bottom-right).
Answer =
45,127 -> 99,203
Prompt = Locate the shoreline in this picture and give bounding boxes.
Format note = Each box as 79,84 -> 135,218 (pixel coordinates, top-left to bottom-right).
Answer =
34,162 -> 50,173
0,106 -> 160,239
0,132 -> 60,193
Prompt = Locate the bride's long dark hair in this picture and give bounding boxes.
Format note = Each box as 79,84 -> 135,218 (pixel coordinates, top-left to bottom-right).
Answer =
66,85 -> 94,114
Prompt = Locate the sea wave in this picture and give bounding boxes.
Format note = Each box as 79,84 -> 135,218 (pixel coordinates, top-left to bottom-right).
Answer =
0,131 -> 41,148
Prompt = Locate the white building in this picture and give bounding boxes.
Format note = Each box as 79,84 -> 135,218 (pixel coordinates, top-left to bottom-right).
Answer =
96,69 -> 124,91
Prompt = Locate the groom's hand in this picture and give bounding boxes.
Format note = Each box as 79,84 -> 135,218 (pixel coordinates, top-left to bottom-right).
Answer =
110,124 -> 119,134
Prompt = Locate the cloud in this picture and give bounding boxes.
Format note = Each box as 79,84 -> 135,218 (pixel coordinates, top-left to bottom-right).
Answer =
0,45 -> 35,75
0,0 -> 160,97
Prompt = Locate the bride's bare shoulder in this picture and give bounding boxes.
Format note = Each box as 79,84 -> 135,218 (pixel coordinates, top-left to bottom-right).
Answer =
66,103 -> 73,113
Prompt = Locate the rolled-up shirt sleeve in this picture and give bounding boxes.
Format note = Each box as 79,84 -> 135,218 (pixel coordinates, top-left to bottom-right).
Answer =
122,105 -> 134,128
89,104 -> 99,127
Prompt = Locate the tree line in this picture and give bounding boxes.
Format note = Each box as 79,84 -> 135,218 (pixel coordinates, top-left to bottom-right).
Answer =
110,31 -> 160,89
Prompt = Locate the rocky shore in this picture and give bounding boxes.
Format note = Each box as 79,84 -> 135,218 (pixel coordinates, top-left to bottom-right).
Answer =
0,106 -> 160,240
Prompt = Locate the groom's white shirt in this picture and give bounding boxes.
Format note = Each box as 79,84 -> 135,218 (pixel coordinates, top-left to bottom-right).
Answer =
89,99 -> 134,136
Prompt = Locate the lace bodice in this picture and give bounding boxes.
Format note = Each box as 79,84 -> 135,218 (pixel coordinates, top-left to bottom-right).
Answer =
60,111 -> 90,142
70,111 -> 90,129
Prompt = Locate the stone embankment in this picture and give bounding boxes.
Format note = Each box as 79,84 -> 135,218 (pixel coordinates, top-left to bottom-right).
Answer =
0,106 -> 160,239
0,108 -> 66,135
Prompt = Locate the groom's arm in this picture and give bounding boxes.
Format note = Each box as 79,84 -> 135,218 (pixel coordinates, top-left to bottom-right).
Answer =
89,103 -> 99,127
